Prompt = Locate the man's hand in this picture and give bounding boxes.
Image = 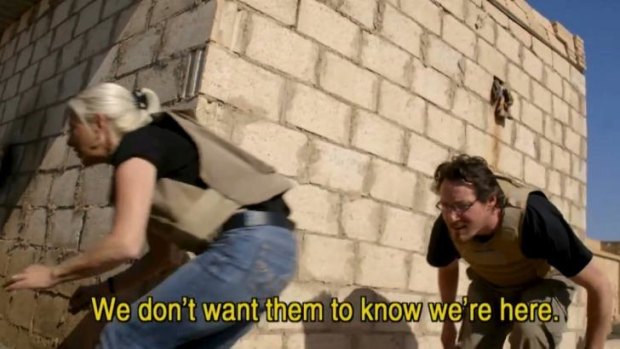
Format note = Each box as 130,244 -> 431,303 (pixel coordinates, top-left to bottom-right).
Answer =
4,264 -> 58,291
441,321 -> 458,349
69,283 -> 112,314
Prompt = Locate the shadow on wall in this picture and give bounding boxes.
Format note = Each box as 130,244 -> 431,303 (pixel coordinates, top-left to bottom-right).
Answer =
303,288 -> 419,349
0,0 -> 216,347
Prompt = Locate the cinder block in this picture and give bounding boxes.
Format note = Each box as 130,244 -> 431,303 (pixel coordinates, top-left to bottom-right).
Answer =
115,0 -> 151,40
32,294 -> 66,335
237,121 -> 308,177
161,1 -> 216,57
298,0 -> 360,59
400,0 -> 442,35
524,156 -> 546,189
552,50 -> 571,79
571,155 -> 586,183
427,105 -> 465,150
308,140 -> 370,193
426,35 -> 462,79
544,115 -> 563,145
49,209 -> 83,248
18,63 -> 38,93
514,124 -> 537,158
81,207 -> 114,250
37,49 -> 58,82
544,66 -> 563,97
379,79 -> 426,132
152,0 -> 194,23
564,177 -> 580,204
59,61 -> 88,100
8,290 -> 36,329
539,137 -> 552,165
342,198 -> 382,241
408,253 -> 438,293
507,64 -> 530,99
285,185 -> 340,236
352,110 -> 405,163
552,95 -> 570,124
117,27 -> 160,75
477,39 -> 507,80
570,65 -> 586,95
361,33 -> 411,87
300,234 -> 355,283
465,2 -> 494,44
51,0 -> 72,28
465,125 -> 495,164
436,0 -> 465,20
381,206 -> 428,253
136,57 -> 183,103
102,0 -> 135,19
369,159 -> 417,208
246,14 -> 319,83
15,45 -> 33,72
532,80 -> 552,113
240,0 -> 297,25
31,32 -> 51,63
341,0 -> 377,29
411,59 -> 452,110
381,4 -> 422,57
202,46 -> 284,121
81,164 -> 113,206
552,144 -> 571,174
357,242 -> 408,289
522,48 -> 543,82
521,100 -> 544,131
442,14 -> 476,59
50,169 -> 80,207
320,52 -> 378,110
286,83 -> 351,144
452,88 -> 487,130
496,26 -> 520,63
23,209 -> 47,246
75,0 -> 102,35
40,135 -> 68,170
407,132 -> 449,176
81,15 -> 115,59
496,144 -> 523,179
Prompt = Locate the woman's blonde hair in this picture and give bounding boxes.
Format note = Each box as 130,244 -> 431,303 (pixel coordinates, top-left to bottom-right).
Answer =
67,82 -> 161,135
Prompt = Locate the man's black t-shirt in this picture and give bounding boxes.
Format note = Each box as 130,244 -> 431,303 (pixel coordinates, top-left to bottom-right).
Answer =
426,192 -> 592,278
109,114 -> 290,215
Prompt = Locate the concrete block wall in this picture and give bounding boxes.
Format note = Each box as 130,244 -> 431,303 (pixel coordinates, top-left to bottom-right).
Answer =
0,0 -> 590,348
0,0 -> 215,347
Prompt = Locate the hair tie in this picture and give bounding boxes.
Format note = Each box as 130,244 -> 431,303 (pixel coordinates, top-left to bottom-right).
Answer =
132,90 -> 148,110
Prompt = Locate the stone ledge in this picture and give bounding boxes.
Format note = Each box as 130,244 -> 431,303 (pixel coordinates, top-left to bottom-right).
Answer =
488,0 -> 586,72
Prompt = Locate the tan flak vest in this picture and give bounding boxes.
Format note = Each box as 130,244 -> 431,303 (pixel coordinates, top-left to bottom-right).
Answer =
144,110 -> 293,253
451,177 -> 552,287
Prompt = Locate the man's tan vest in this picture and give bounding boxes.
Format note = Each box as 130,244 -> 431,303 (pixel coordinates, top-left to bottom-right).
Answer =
145,110 -> 293,253
451,177 -> 551,287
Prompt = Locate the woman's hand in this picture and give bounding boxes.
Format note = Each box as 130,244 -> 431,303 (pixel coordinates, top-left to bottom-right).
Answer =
4,264 -> 58,291
69,283 -> 111,314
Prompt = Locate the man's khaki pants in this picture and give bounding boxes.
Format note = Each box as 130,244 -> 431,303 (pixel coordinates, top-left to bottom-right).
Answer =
458,269 -> 575,349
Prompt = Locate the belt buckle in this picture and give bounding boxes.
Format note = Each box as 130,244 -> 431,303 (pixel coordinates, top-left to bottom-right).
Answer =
243,211 -> 266,227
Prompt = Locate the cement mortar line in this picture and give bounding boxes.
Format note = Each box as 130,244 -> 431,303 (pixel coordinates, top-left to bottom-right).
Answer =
486,0 -> 584,73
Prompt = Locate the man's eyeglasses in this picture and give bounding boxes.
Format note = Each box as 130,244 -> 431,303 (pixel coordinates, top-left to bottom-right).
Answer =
435,201 -> 477,215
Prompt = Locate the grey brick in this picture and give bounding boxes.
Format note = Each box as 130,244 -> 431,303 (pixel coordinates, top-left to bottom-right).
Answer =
40,135 -> 69,170
114,0 -> 151,40
52,16 -> 77,50
28,174 -> 54,206
50,168 -> 79,206
36,51 -> 58,83
81,15 -> 115,59
152,0 -> 194,23
20,111 -> 45,142
16,28 -> 32,51
161,1 -> 216,57
1,56 -> 17,80
2,74 -> 20,100
117,27 -> 160,74
81,206 -> 114,250
33,15 -> 52,40
59,37 -> 84,72
49,209 -> 83,248
1,96 -> 19,123
75,0 -> 102,35
42,105 -> 68,137
59,61 -> 87,100
1,39 -> 17,63
103,0 -> 134,18
15,45 -> 34,72
86,44 -> 118,84
18,63 -> 38,93
137,58 -> 183,103
23,208 -> 47,245
31,32 -> 52,62
80,164 -> 113,206
51,0 -> 73,28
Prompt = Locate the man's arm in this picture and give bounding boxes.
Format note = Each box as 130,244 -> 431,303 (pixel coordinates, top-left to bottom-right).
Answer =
439,259 -> 459,303
570,260 -> 613,349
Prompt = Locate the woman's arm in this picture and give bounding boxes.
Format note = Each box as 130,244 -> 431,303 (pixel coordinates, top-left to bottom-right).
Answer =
5,158 -> 156,290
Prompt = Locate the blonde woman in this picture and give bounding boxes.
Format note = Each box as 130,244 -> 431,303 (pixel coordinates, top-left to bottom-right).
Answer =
5,83 -> 298,348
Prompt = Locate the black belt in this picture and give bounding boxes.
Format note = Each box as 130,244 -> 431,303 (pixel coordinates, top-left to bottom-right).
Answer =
221,210 -> 295,232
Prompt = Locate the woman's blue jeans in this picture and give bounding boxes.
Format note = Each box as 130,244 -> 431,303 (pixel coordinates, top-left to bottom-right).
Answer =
97,225 -> 297,349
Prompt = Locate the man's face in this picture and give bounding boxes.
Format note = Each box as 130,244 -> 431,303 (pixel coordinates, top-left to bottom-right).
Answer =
438,180 -> 497,242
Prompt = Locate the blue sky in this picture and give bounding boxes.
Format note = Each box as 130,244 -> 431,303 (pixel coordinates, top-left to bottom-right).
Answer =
527,0 -> 620,241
